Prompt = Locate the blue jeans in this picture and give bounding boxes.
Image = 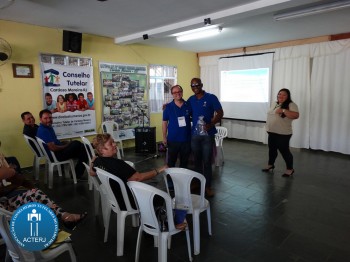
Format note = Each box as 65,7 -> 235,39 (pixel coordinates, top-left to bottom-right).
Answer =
191,135 -> 215,188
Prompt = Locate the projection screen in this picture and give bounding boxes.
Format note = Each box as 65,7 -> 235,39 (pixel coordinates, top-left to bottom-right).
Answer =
218,52 -> 274,122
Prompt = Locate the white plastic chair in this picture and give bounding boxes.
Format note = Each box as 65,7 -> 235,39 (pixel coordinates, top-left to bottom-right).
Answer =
0,207 -> 12,262
215,126 -> 228,166
124,160 -> 135,168
0,209 -> 15,262
164,167 -> 212,255
23,135 -> 47,181
0,214 -> 77,262
80,136 -> 95,163
101,121 -> 124,157
94,167 -> 139,256
83,162 -> 104,217
127,181 -> 192,262
0,207 -> 12,217
81,136 -> 96,190
36,137 -> 77,189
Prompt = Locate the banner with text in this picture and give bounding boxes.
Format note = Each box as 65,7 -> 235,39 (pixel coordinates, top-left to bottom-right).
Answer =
40,63 -> 96,139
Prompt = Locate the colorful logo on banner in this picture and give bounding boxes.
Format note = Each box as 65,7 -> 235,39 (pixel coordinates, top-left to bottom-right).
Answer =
10,203 -> 58,251
43,69 -> 61,87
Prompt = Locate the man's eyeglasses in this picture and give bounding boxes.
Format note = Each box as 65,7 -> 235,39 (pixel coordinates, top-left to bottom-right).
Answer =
191,83 -> 200,87
172,91 -> 183,95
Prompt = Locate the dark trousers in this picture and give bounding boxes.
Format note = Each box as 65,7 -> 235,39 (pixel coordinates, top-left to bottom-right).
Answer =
191,135 -> 215,188
268,132 -> 293,169
166,141 -> 191,168
5,157 -> 21,174
55,141 -> 88,178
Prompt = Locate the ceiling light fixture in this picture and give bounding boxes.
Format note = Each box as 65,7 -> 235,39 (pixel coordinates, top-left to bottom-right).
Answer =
173,25 -> 222,42
115,0 -> 290,44
274,0 -> 350,21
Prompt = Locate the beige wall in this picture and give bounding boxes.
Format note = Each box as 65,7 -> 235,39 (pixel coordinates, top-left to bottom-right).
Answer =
0,20 -> 199,168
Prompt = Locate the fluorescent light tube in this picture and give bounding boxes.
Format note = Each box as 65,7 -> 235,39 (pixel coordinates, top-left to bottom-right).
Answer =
274,0 -> 350,21
172,25 -> 219,37
176,27 -> 222,42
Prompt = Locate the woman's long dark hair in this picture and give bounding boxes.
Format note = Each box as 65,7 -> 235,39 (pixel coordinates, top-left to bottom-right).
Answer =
277,88 -> 293,109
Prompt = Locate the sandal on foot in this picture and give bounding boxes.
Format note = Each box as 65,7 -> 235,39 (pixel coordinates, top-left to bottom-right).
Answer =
62,212 -> 87,230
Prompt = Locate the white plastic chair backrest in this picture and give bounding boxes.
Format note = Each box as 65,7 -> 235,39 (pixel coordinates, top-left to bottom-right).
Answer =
164,168 -> 206,211
101,121 -> 119,136
0,214 -> 36,261
23,135 -> 43,157
0,207 -> 13,217
216,126 -> 227,138
124,160 -> 135,168
94,167 -> 136,213
127,181 -> 176,234
35,137 -> 58,163
116,147 -> 122,160
0,208 -> 12,246
215,126 -> 228,147
82,162 -> 101,189
81,136 -> 96,163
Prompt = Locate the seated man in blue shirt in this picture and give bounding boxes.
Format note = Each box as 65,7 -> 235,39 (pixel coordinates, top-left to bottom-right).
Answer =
36,109 -> 88,179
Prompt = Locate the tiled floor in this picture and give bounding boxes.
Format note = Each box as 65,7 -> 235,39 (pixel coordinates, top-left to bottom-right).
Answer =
1,138 -> 350,262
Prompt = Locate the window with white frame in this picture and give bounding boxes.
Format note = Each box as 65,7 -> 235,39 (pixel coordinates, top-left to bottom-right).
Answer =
149,65 -> 177,113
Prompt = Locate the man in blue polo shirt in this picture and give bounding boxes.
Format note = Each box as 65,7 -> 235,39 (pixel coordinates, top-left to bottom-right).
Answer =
188,78 -> 223,197
162,85 -> 192,168
36,109 -> 88,179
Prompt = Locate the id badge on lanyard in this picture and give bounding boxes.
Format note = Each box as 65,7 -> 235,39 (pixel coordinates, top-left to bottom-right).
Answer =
178,116 -> 186,127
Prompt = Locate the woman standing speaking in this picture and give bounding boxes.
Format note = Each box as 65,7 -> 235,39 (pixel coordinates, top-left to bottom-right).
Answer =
262,88 -> 299,177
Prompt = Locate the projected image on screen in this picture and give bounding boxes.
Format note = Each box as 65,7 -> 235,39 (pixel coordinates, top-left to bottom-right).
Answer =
218,52 -> 274,121
221,68 -> 269,103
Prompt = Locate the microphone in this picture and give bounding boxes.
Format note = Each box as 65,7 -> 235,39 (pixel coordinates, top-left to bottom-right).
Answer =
137,104 -> 149,122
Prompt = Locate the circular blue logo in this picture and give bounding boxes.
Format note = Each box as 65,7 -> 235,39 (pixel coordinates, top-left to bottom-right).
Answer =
10,202 -> 58,251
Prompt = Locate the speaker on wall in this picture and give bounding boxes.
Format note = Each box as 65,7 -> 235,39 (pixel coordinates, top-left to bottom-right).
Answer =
63,30 -> 82,53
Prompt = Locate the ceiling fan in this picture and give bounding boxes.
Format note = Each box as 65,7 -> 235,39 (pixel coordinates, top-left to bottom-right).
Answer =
0,37 -> 12,66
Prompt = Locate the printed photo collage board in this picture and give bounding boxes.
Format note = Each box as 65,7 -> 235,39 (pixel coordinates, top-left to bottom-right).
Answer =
99,63 -> 149,137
